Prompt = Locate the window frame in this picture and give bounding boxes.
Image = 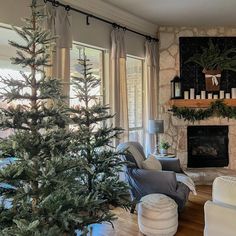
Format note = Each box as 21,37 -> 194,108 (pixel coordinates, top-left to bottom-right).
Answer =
70,41 -> 106,106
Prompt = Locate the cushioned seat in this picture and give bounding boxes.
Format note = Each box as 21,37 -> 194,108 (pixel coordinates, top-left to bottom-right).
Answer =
117,142 -> 191,211
204,176 -> 236,236
138,194 -> 178,236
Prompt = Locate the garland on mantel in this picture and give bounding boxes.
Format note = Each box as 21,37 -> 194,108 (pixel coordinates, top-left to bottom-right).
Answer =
170,100 -> 236,122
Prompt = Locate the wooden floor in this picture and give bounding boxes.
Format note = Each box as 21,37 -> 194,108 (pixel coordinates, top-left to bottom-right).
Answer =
89,185 -> 212,236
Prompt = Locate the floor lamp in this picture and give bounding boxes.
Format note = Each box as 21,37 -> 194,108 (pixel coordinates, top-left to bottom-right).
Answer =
148,120 -> 164,155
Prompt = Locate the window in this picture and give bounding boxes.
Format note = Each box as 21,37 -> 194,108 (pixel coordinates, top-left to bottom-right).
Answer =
0,26 -> 32,138
70,43 -> 105,130
70,43 -> 104,107
126,56 -> 144,145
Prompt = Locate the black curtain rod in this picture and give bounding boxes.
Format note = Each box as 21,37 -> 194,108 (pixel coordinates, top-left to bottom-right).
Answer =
43,0 -> 159,42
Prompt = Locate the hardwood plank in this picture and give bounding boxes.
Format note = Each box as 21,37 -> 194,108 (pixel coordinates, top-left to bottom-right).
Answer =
90,185 -> 212,236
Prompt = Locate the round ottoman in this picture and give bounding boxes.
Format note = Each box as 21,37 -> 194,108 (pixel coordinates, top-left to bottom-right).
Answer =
138,194 -> 178,236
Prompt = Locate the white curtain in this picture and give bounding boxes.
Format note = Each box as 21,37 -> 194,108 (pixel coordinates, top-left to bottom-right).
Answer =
44,4 -> 72,100
144,40 -> 158,154
110,28 -> 129,145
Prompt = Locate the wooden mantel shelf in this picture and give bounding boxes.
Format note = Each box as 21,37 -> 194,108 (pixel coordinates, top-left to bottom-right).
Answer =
169,99 -> 236,108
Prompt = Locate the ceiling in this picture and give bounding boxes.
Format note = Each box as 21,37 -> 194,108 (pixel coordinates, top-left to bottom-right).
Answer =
102,0 -> 236,26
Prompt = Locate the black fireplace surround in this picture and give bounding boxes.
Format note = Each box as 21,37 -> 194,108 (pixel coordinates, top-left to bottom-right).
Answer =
187,126 -> 229,168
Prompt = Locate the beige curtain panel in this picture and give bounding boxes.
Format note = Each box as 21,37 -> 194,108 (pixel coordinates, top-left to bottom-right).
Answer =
144,40 -> 158,154
110,28 -> 129,145
44,3 -> 72,100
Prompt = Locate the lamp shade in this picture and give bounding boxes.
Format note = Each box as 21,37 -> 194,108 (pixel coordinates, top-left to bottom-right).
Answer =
148,120 -> 164,134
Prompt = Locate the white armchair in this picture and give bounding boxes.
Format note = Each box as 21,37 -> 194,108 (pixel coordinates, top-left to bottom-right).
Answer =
204,176 -> 236,236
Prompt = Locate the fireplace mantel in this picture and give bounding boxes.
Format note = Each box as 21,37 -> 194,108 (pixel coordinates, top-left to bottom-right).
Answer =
169,99 -> 236,108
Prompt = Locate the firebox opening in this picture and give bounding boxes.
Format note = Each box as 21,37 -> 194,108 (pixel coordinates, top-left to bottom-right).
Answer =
187,126 -> 229,168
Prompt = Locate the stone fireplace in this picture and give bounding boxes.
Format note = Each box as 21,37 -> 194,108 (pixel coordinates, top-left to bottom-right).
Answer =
158,26 -> 236,171
158,113 -> 236,170
187,126 -> 229,168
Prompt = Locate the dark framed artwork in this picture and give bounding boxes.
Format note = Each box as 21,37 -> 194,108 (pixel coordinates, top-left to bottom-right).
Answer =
179,37 -> 236,96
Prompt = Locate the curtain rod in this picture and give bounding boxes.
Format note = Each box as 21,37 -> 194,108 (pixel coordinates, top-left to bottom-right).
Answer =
43,0 -> 159,42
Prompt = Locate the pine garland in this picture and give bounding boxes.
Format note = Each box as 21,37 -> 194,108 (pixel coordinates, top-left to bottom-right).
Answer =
170,100 -> 236,122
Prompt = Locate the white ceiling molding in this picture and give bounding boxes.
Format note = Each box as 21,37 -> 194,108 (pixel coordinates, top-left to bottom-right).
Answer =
63,0 -> 157,36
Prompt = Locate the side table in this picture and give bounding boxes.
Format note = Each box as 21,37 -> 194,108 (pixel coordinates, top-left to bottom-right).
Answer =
152,153 -> 176,158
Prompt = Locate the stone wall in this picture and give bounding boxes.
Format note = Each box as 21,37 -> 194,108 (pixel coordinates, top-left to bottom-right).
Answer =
158,26 -> 236,170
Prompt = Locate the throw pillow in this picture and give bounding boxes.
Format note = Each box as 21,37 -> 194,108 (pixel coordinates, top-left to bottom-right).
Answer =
142,155 -> 162,171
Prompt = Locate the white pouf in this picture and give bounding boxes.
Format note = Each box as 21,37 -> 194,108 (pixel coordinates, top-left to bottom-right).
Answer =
138,194 -> 178,236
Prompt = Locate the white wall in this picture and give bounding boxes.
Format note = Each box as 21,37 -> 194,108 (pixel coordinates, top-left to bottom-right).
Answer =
71,11 -> 146,57
0,0 -> 30,27
0,0 -> 147,58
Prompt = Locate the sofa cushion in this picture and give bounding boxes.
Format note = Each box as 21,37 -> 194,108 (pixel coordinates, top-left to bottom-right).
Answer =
157,158 -> 183,173
213,176 -> 236,206
142,155 -> 162,171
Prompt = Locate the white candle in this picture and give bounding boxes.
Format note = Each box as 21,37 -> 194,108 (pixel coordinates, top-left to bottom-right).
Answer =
196,95 -> 200,99
208,93 -> 212,99
213,94 -> 218,99
184,91 -> 189,99
190,88 -> 195,99
220,90 -> 224,99
231,88 -> 236,99
201,91 -> 206,99
226,93 -> 231,99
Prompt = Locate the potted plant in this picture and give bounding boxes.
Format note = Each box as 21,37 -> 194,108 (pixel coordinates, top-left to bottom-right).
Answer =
186,39 -> 236,91
159,140 -> 171,155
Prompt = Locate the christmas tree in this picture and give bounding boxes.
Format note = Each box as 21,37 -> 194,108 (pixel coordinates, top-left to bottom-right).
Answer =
0,1 -> 130,235
69,55 -> 131,234
0,1 -> 76,235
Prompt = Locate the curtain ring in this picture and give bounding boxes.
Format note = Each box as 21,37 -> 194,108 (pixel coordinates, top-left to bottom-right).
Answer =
52,0 -> 59,7
123,27 -> 127,32
146,36 -> 151,42
55,1 -> 60,7
113,24 -> 121,29
65,5 -> 71,11
112,23 -> 118,29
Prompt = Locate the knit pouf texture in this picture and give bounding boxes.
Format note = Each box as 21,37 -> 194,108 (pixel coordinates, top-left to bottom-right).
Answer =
138,194 -> 178,236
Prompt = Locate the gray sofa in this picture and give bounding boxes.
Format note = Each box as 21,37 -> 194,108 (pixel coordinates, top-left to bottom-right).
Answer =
117,142 -> 190,212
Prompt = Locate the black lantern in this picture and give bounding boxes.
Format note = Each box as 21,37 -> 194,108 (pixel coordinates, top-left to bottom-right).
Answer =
171,76 -> 182,99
